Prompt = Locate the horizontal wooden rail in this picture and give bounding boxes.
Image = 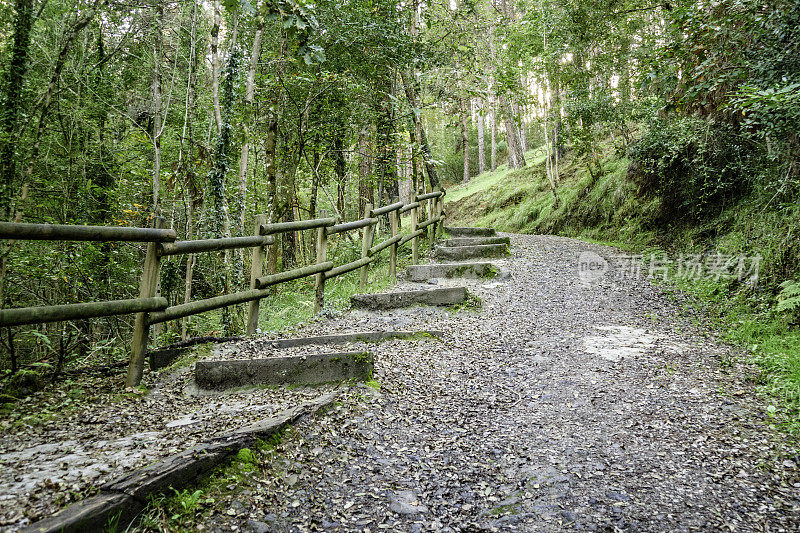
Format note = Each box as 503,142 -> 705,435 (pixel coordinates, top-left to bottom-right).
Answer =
0,297 -> 168,327
326,218 -> 378,236
369,234 -> 403,256
159,235 -> 275,257
326,256 -> 373,279
399,229 -> 425,246
0,222 -> 177,243
2,192 -> 448,389
255,261 -> 334,289
148,290 -> 270,325
370,202 -> 404,217
260,217 -> 335,235
398,202 -> 420,214
418,214 -> 442,230
417,191 -> 444,201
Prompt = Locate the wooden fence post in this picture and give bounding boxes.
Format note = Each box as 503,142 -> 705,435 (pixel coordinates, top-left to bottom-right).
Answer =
360,204 -> 374,290
246,214 -> 267,335
314,210 -> 328,313
428,195 -> 436,251
436,191 -> 445,241
411,194 -> 419,265
125,217 -> 166,388
389,196 -> 399,281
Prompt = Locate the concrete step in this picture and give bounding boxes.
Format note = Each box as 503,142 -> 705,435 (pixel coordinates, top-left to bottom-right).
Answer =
263,330 -> 443,348
350,287 -> 467,310
440,236 -> 510,247
433,243 -> 509,261
444,226 -> 497,237
195,351 -> 373,390
406,262 -> 499,281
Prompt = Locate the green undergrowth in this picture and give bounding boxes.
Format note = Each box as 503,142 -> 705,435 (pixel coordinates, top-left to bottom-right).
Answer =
135,432 -> 286,532
255,231 -> 422,334
445,137 -> 800,436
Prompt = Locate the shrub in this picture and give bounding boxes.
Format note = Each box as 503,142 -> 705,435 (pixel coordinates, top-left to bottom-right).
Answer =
628,117 -> 754,222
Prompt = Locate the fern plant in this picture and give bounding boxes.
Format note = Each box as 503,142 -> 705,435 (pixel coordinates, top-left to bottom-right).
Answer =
776,280 -> 800,323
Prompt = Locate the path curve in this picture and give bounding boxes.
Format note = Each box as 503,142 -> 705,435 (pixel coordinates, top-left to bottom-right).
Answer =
210,233 -> 800,532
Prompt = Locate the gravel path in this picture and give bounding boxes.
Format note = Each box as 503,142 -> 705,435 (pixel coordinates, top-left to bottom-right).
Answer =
190,234 -> 800,532
4,233 -> 800,532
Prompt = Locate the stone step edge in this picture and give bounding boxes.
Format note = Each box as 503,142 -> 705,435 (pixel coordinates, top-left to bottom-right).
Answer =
21,392 -> 339,533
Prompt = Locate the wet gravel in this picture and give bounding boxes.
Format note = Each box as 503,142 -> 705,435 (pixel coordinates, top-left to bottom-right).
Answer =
189,234 -> 800,532
0,354 -> 340,530
3,233 -> 800,532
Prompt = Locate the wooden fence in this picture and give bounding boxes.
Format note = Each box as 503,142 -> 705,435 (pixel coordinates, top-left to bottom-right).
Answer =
0,190 -> 446,387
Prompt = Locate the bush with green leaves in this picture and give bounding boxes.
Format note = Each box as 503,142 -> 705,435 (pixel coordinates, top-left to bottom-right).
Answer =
777,280 -> 800,325
628,117 -> 756,222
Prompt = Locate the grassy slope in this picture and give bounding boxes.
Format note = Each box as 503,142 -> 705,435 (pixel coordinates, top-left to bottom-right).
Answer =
445,141 -> 800,432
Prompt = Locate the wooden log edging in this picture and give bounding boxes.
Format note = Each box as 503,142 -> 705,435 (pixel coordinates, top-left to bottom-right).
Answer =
21,392 -> 339,533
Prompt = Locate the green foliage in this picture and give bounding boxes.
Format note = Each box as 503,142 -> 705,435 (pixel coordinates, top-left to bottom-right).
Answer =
777,280 -> 800,322
628,118 -> 754,221
170,488 -> 205,519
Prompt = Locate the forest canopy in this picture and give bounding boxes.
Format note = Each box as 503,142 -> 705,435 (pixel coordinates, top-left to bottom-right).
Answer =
1,0 -> 798,373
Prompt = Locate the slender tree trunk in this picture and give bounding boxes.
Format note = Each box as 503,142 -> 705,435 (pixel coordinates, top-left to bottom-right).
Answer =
309,136 -> 319,219
399,70 -> 440,189
409,117 -> 420,195
264,113 -> 279,274
499,95 -> 526,169
514,99 -> 528,152
334,134 -> 345,217
375,73 -> 398,204
181,2 -> 199,340
151,0 -> 164,216
477,99 -> 485,175
210,0 -> 223,135
461,99 -> 470,183
490,97 -> 497,171
234,23 -> 263,273
0,0 -> 33,223
358,130 -> 373,218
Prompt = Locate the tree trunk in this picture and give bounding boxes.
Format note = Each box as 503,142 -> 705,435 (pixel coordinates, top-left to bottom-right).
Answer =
499,95 -> 526,169
490,97 -> 497,171
461,99 -> 470,183
514,99 -> 528,152
477,99 -> 485,175
234,23 -> 263,272
375,74 -> 398,205
309,136 -> 320,219
181,2 -> 199,340
399,70 -> 440,189
151,0 -> 164,216
264,113 -> 279,274
334,133 -> 345,217
210,0 -> 223,135
358,130 -> 373,218
0,0 -> 34,223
